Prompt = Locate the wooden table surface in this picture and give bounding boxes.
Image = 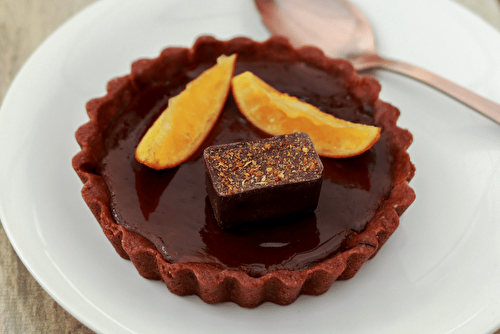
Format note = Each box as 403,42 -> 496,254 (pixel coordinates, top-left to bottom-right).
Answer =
1,1 -> 500,333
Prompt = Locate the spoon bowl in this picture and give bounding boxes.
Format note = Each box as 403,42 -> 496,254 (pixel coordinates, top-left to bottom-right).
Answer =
255,0 -> 375,57
255,0 -> 500,124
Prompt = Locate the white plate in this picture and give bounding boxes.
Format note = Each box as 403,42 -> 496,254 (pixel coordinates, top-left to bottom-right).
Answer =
1,0 -> 500,333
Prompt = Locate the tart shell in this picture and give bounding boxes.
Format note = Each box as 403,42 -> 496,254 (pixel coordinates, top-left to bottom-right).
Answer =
72,36 -> 415,307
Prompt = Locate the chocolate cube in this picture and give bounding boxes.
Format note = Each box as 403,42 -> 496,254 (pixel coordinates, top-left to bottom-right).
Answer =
203,132 -> 323,229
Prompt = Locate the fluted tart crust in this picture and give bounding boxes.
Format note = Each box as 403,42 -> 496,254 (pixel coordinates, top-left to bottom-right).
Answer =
72,36 -> 415,307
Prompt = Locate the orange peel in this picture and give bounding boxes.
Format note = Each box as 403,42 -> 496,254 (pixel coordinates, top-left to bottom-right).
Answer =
231,71 -> 381,158
135,54 -> 237,169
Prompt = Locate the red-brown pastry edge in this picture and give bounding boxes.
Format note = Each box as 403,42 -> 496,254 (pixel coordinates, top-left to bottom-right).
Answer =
72,35 -> 416,308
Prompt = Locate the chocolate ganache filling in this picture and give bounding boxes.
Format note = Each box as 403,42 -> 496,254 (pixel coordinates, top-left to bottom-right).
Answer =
99,59 -> 393,277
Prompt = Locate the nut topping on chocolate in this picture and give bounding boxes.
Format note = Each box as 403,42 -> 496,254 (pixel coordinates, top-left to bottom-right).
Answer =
204,132 -> 324,229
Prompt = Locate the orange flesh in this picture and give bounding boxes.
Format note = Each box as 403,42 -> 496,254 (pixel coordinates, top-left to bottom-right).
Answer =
231,71 -> 381,158
135,54 -> 237,169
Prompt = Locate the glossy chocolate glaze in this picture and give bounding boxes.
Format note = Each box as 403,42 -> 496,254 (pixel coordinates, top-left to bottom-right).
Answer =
99,59 -> 393,277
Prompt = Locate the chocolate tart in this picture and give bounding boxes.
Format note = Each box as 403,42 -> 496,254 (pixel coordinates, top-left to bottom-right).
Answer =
72,36 -> 415,307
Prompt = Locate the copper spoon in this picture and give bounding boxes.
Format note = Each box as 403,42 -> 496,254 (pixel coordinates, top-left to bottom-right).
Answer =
254,0 -> 500,125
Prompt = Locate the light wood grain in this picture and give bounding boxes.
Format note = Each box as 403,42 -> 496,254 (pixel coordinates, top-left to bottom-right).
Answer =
1,0 -> 499,333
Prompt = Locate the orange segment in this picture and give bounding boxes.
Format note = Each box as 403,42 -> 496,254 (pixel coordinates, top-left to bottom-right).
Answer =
231,71 -> 381,158
136,54 -> 237,169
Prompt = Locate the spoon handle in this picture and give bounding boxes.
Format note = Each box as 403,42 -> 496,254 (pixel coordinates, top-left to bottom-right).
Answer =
351,53 -> 500,125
